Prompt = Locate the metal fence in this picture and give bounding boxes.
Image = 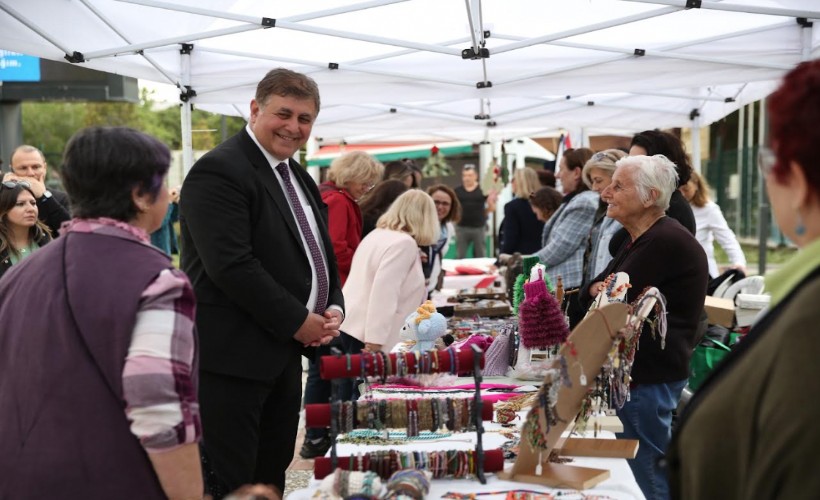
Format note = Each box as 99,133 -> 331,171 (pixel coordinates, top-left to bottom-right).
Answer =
702,146 -> 786,246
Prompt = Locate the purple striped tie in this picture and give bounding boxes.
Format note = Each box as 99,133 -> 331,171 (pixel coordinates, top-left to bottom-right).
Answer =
276,162 -> 328,314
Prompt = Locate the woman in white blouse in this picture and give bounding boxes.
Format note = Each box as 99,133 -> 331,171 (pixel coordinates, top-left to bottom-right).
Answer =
680,171 -> 746,278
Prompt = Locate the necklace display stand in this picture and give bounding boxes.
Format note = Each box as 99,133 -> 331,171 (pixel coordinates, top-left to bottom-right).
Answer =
313,345 -> 495,483
499,302 -> 635,490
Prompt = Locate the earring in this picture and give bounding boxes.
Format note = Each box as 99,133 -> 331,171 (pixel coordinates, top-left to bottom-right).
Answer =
796,213 -> 806,237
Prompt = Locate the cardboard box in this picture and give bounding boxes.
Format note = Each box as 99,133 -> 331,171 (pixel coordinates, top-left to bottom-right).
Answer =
704,295 -> 735,328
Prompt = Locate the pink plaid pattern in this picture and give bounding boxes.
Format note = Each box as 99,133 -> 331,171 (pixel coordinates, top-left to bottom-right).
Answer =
276,162 -> 328,314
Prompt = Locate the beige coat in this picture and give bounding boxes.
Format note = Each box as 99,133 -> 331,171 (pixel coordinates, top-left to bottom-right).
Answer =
668,268 -> 820,499
341,228 -> 427,351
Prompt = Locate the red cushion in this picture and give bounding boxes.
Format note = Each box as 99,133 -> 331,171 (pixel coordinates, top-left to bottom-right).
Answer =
455,265 -> 486,275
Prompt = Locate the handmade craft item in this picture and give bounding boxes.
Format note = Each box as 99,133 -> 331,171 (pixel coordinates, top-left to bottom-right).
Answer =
315,469 -> 382,499
400,301 -> 447,352
384,469 -> 431,500
517,270 -> 568,349
483,322 -> 516,376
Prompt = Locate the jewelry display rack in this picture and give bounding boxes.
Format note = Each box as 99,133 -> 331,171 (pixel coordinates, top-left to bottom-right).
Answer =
500,303 -> 639,490
314,345 -> 494,483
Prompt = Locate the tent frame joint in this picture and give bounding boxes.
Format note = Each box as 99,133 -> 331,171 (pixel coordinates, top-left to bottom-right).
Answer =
486,121 -> 497,127
180,43 -> 194,55
634,48 -> 646,56
474,114 -> 491,120
462,47 -> 490,60
180,85 -> 197,102
797,17 -> 813,28
476,81 -> 493,89
689,108 -> 701,120
262,17 -> 276,28
328,62 -> 339,70
685,0 -> 702,9
64,51 -> 85,63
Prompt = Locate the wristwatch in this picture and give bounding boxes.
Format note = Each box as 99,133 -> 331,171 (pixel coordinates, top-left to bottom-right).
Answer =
40,190 -> 53,201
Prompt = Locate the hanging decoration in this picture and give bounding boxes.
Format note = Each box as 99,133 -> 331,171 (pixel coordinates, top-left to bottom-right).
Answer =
499,142 -> 510,186
422,145 -> 453,179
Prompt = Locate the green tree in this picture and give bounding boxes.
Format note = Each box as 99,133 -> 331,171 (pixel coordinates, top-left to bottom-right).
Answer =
20,87 -> 246,170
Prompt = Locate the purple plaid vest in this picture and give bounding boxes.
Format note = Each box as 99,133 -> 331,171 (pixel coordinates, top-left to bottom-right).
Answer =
0,231 -> 174,499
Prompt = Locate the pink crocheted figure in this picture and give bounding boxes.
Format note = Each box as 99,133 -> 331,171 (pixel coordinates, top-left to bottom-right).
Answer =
518,272 -> 569,349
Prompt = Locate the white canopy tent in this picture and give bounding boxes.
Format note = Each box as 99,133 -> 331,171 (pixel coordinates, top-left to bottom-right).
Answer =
1,0 -> 818,171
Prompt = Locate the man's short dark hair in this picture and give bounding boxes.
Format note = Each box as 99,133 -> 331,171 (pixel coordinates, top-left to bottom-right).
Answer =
61,127 -> 170,222
255,68 -> 321,113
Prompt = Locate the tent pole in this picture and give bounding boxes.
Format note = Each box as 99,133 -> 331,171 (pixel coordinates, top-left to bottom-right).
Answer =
621,0 -> 820,19
180,46 -> 194,177
802,19 -> 813,61
305,137 -> 321,184
745,102 -> 755,239
757,97 -> 769,275
691,115 -> 702,174
493,6 -> 677,55
495,21 -> 789,85
83,24 -> 258,60
735,105 -> 744,235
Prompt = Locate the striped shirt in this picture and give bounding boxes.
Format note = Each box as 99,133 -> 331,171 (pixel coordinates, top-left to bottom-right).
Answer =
64,218 -> 200,452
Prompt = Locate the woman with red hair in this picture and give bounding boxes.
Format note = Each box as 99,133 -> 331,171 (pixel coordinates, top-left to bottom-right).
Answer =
669,60 -> 820,499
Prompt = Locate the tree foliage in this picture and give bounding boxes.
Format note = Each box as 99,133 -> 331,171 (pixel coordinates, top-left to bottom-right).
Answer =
20,88 -> 246,170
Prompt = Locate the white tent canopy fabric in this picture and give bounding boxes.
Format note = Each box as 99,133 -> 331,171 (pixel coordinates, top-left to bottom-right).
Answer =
1,0 -> 818,148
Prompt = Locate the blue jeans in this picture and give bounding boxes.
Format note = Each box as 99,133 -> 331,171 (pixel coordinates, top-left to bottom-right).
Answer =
616,379 -> 686,500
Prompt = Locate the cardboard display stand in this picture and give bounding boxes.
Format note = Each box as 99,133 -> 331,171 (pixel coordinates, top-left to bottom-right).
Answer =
500,302 -> 635,490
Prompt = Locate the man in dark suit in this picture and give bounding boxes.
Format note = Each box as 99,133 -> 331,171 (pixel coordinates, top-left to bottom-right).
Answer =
179,68 -> 343,497
5,145 -> 71,236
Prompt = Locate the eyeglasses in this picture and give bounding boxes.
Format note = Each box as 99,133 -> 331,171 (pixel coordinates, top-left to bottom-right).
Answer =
433,200 -> 451,207
2,180 -> 31,190
757,147 -> 776,177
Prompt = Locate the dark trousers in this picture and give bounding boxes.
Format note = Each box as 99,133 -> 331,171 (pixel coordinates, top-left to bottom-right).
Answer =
303,333 -> 364,439
562,289 -> 585,330
198,356 -> 302,498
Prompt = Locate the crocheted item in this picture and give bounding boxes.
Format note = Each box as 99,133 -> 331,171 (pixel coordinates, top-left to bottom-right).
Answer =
452,333 -> 494,353
518,273 -> 569,349
484,323 -> 515,376
385,469 -> 431,500
512,273 -> 527,315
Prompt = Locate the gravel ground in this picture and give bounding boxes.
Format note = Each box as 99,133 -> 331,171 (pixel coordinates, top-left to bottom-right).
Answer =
284,470 -> 313,498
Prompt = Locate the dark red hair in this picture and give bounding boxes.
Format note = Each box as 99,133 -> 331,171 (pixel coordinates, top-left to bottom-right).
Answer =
768,60 -> 820,199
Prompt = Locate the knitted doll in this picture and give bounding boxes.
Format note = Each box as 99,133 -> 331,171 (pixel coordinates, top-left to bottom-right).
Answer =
517,269 -> 568,349
399,301 -> 447,353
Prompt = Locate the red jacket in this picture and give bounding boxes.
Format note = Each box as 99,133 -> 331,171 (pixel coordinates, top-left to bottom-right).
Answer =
320,181 -> 362,285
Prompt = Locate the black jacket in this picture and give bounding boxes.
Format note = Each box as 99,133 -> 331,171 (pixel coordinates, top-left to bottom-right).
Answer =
180,128 -> 344,380
36,188 -> 71,237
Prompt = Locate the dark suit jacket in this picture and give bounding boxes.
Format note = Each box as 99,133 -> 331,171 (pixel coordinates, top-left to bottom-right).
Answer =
179,129 -> 344,381
499,197 -> 544,254
37,188 -> 71,237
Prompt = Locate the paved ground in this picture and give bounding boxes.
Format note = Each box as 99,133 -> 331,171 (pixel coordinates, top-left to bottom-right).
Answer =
283,375 -> 317,498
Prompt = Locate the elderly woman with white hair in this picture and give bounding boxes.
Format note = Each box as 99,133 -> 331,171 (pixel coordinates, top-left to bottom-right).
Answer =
580,154 -> 708,500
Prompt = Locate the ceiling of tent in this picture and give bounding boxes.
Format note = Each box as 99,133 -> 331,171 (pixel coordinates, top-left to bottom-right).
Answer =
1,0 -> 818,142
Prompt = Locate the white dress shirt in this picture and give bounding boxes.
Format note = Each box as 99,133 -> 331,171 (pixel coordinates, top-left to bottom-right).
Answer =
246,124 -> 342,316
692,201 -> 746,278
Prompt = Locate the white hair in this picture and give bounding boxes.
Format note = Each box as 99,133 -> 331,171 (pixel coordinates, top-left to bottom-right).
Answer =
614,154 -> 679,211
